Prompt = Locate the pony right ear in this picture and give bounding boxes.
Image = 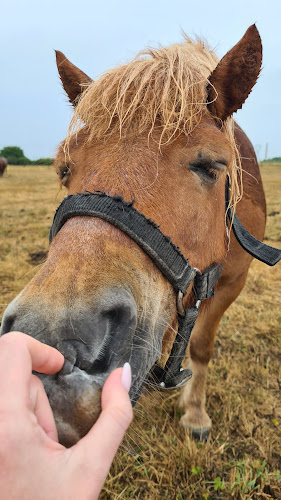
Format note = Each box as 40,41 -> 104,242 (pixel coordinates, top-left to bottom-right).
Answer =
55,51 -> 92,106
207,25 -> 262,122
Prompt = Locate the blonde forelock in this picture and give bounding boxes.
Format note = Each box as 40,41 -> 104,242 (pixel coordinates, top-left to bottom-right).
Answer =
65,35 -> 242,206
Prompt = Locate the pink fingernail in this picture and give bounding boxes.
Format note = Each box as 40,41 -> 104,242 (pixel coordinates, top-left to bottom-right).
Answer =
121,362 -> 132,392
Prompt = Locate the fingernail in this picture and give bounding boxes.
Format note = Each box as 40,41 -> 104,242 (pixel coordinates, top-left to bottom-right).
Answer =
121,362 -> 132,392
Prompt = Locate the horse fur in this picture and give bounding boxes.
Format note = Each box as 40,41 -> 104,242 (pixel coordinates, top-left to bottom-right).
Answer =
65,35 -> 242,207
1,26 -> 267,445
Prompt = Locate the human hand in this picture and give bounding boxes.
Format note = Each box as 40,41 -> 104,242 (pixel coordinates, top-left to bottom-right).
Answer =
0,331 -> 132,500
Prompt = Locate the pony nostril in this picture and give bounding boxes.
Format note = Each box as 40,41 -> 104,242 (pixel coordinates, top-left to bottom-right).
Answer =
105,308 -> 122,322
103,304 -> 135,327
89,298 -> 137,374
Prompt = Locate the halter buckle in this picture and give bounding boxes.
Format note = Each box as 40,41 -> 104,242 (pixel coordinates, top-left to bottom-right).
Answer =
177,291 -> 185,316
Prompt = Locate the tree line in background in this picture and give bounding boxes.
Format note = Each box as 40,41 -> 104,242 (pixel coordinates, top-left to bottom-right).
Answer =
260,157 -> 281,163
1,146 -> 280,167
0,146 -> 53,166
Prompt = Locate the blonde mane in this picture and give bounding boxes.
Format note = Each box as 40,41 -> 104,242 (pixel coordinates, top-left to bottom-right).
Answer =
66,36 -> 242,205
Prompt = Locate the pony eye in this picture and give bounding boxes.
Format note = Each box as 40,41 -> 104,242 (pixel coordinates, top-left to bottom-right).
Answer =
189,160 -> 226,184
58,165 -> 70,185
62,167 -> 69,177
190,162 -> 218,179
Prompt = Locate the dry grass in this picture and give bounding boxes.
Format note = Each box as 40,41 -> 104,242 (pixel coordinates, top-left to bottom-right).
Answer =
0,166 -> 65,311
0,164 -> 280,499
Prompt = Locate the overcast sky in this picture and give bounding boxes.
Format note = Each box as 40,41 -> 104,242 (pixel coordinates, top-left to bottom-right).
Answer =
1,0 -> 280,161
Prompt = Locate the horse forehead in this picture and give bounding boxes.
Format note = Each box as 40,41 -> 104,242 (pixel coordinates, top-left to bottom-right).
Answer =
55,119 -> 231,200
64,115 -> 228,154
180,120 -> 231,150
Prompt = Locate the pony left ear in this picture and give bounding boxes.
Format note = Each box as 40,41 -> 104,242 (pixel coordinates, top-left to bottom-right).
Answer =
207,25 -> 262,122
55,50 -> 92,106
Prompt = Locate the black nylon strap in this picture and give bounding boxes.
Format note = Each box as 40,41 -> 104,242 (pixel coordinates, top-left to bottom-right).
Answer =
50,192 -> 198,294
49,182 -> 280,391
232,213 -> 281,266
148,263 -> 222,389
194,263 -> 223,300
160,307 -> 198,388
49,192 -> 224,390
147,364 -> 192,389
225,176 -> 281,267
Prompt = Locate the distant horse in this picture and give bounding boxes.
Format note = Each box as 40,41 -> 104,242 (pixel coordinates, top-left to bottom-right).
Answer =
0,157 -> 7,177
1,25 -> 280,446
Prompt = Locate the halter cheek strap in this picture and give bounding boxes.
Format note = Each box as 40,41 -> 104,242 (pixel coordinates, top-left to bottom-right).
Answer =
49,185 -> 280,390
147,263 -> 223,389
49,192 -> 223,389
50,191 -> 198,295
226,176 -> 281,266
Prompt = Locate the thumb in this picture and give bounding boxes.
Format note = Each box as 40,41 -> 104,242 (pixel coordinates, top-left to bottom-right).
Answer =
71,364 -> 133,490
100,363 -> 133,439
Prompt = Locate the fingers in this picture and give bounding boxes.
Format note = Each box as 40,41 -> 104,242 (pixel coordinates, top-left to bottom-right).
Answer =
71,366 -> 132,491
1,332 -> 64,373
29,375 -> 59,442
0,332 -> 64,410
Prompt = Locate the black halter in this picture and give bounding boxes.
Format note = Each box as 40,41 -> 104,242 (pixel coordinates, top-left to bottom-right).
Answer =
49,182 -> 281,390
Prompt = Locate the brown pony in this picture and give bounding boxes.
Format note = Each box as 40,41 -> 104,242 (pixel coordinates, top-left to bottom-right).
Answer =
0,26 -> 271,445
0,157 -> 7,177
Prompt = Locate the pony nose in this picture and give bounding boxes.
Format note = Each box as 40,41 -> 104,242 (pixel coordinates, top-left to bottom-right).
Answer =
1,288 -> 137,374
86,293 -> 137,374
61,289 -> 138,374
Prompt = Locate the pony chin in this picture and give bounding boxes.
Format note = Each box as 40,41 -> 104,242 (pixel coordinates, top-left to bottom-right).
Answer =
39,368 -> 102,447
39,346 -> 158,447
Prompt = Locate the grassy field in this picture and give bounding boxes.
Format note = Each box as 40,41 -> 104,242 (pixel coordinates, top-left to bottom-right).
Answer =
0,164 -> 280,499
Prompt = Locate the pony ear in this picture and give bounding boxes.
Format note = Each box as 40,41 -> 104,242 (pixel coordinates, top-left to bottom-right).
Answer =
55,51 -> 92,106
207,25 -> 262,122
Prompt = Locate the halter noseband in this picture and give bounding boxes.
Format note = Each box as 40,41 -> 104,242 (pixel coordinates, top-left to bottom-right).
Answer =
49,181 -> 281,390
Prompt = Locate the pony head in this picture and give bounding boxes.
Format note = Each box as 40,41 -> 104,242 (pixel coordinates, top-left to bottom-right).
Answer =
1,26 -> 262,445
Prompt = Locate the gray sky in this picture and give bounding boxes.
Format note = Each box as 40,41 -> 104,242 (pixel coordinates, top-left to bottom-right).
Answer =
1,0 -> 280,161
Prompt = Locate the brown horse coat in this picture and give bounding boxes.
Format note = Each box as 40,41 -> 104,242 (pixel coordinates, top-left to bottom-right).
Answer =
1,26 -> 271,445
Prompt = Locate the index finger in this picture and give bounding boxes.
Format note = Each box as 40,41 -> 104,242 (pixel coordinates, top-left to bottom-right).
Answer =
0,332 -> 64,409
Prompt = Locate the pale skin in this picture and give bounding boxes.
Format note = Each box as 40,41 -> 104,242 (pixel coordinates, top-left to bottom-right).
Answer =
0,332 -> 133,500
